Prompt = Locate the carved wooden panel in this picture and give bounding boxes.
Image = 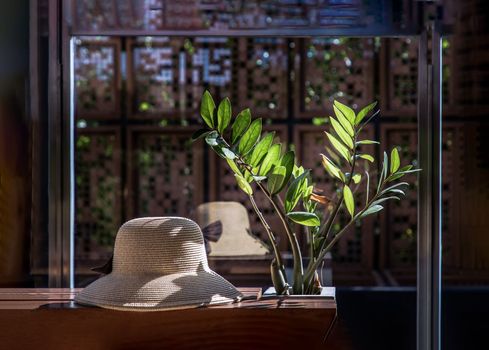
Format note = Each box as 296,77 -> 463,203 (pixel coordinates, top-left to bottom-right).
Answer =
450,1 -> 489,113
127,127 -> 204,219
379,123 -> 467,284
380,38 -> 418,115
75,128 -> 121,270
379,124 -> 418,274
74,37 -> 120,119
236,38 -> 288,120
297,38 -> 375,118
380,37 -> 455,116
443,123 -> 489,279
128,37 -> 234,120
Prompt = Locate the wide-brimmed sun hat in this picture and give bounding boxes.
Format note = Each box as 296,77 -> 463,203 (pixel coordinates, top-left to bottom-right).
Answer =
195,201 -> 269,256
75,217 -> 243,311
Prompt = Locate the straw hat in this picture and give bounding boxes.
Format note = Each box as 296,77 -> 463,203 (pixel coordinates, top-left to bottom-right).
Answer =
196,201 -> 269,256
75,217 -> 243,311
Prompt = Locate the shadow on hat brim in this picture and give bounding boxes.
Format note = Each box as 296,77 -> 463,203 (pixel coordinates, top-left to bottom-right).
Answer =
75,268 -> 243,312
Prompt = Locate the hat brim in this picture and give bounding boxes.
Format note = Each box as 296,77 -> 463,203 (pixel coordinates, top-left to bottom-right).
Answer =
75,268 -> 242,311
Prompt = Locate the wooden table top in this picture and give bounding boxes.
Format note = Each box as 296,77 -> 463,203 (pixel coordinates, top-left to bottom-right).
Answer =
0,288 -> 337,349
0,287 -> 336,309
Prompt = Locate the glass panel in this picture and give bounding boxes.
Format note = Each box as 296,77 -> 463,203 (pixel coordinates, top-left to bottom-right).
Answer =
441,2 -> 489,348
72,35 -> 421,349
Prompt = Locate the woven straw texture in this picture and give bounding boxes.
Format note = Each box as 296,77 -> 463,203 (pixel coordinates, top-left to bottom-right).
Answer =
75,217 -> 242,311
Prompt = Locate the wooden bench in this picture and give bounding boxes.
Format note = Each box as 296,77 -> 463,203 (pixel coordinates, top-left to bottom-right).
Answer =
0,288 -> 336,349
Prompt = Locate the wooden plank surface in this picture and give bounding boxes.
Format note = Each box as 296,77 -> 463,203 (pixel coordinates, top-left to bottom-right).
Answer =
0,288 -> 336,349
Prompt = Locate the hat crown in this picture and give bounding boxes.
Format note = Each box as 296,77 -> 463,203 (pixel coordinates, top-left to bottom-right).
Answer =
112,217 -> 208,274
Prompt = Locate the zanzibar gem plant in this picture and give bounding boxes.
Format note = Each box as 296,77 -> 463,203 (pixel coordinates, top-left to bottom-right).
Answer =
192,91 -> 420,295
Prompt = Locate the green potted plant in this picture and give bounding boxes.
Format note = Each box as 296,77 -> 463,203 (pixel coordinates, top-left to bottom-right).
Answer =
192,91 -> 420,295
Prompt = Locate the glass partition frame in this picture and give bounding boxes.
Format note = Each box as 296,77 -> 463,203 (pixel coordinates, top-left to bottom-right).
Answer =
45,2 -> 443,349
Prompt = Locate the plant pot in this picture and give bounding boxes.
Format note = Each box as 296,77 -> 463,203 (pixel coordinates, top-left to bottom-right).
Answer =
260,286 -> 337,347
263,286 -> 336,299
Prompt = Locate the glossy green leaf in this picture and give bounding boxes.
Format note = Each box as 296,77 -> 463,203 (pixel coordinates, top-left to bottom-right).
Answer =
388,173 -> 405,182
365,170 -> 370,205
231,109 -> 251,144
292,165 -> 305,178
371,196 -> 400,206
378,151 -> 388,191
267,165 -> 286,195
217,97 -> 232,134
238,118 -> 262,156
383,151 -> 389,175
249,132 -> 275,167
355,101 -> 377,126
304,199 -> 317,213
277,151 -> 295,193
330,117 -> 354,149
358,154 -> 374,162
356,140 -> 380,145
388,189 -> 405,196
334,100 -> 356,125
390,148 -> 400,174
321,154 -> 344,182
235,174 -> 253,195
325,132 -> 350,163
211,144 -> 228,159
221,147 -> 236,160
243,169 -> 253,183
191,129 -> 211,141
303,184 -> 313,200
388,167 -> 421,181
205,131 -> 219,146
226,158 -> 242,176
285,171 -> 309,213
380,182 -> 409,196
398,165 -> 414,172
301,175 -> 310,194
360,205 -> 383,218
399,169 -> 421,175
325,146 -> 341,165
333,105 -> 354,136
343,185 -> 355,218
200,90 -> 216,128
258,143 -> 282,176
252,175 -> 267,182
286,211 -> 320,227
352,173 -> 362,184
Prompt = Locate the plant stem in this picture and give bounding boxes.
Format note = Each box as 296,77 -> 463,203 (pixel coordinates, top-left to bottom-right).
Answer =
249,194 -> 285,274
304,181 -> 384,282
319,145 -> 358,241
219,136 -> 303,293
305,141 -> 358,291
255,179 -> 303,293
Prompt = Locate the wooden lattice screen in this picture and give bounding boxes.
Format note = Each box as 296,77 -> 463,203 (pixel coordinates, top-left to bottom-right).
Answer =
73,32 -> 489,286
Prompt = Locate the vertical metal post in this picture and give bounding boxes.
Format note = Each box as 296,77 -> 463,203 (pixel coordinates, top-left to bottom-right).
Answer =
417,22 -> 442,350
62,1 -> 75,288
47,0 -> 73,287
47,0 -> 62,288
